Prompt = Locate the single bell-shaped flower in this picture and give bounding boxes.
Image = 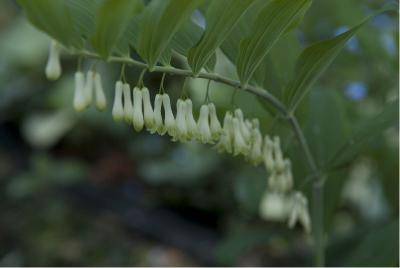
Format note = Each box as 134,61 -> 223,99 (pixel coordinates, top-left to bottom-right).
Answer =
267,172 -> 278,191
83,71 -> 94,107
248,127 -> 263,165
232,117 -> 250,156
132,87 -> 144,131
197,104 -> 212,144
263,135 -> 275,172
112,81 -> 124,121
122,83 -> 133,123
150,94 -> 166,135
184,99 -> 198,139
73,71 -> 86,112
45,40 -> 61,80
215,130 -> 232,154
283,159 -> 293,191
162,94 -> 177,137
215,112 -> 234,153
142,87 -> 155,130
208,103 -> 222,140
175,99 -> 188,141
288,192 -> 311,233
94,72 -> 106,111
252,118 -> 260,129
259,191 -> 290,221
273,136 -> 285,172
234,109 -> 251,142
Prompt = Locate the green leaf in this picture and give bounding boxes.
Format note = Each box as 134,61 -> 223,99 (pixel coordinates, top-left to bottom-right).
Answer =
303,89 -> 350,168
136,0 -> 202,69
236,0 -> 312,86
169,20 -> 203,56
187,0 -> 255,74
91,0 -> 143,59
327,99 -> 399,170
17,0 -> 95,48
284,26 -> 366,111
220,0 -> 270,64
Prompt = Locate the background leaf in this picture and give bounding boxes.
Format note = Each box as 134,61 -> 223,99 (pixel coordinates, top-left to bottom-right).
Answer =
345,219 -> 399,266
285,16 -> 374,111
17,0 -> 93,48
136,0 -> 202,69
327,99 -> 399,171
187,0 -> 254,74
90,0 -> 143,59
236,0 -> 312,85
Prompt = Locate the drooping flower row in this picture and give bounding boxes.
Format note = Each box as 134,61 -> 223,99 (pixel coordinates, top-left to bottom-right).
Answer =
45,40 -> 311,232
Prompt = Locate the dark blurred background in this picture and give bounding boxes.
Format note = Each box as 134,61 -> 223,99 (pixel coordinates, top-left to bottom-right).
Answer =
0,0 -> 398,266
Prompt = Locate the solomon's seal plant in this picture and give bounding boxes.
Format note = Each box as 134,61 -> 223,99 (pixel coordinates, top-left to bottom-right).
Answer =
18,0 -> 397,266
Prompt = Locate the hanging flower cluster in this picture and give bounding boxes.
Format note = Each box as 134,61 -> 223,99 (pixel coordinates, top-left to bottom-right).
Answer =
45,40 -> 311,233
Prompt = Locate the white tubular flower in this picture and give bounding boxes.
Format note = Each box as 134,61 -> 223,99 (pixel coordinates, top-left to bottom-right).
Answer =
112,81 -> 124,121
234,109 -> 251,142
142,87 -> 155,130
94,72 -> 106,111
263,135 -> 275,172
252,118 -> 260,129
245,119 -> 252,130
175,99 -> 188,141
83,70 -> 94,107
122,83 -> 133,123
248,127 -> 263,165
259,191 -> 290,221
232,117 -> 250,156
283,159 -> 293,191
197,104 -> 213,144
184,99 -> 198,139
208,103 -> 222,140
132,87 -> 144,131
267,172 -> 278,191
273,136 -> 285,172
150,94 -> 166,135
215,112 -> 234,154
162,94 -> 177,137
45,40 -> 61,80
73,71 -> 86,112
288,192 -> 311,233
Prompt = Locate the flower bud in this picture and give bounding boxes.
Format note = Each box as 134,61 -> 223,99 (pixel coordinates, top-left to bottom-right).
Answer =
283,159 -> 293,191
150,94 -> 166,135
94,72 -> 106,111
197,104 -> 212,144
208,103 -> 222,140
184,99 -> 198,139
259,191 -> 290,221
263,135 -> 275,172
252,118 -> 260,129
162,94 -> 176,137
45,40 -> 61,80
175,99 -> 188,141
83,71 -> 94,107
142,87 -> 155,130
273,136 -> 285,172
288,192 -> 311,233
73,71 -> 86,112
122,83 -> 133,123
215,112 -> 234,153
112,81 -> 124,121
234,109 -> 251,142
232,117 -> 250,156
132,87 -> 144,131
248,127 -> 263,165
